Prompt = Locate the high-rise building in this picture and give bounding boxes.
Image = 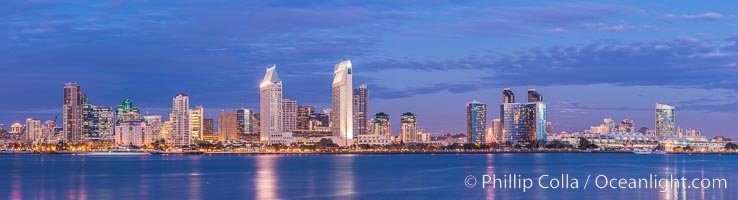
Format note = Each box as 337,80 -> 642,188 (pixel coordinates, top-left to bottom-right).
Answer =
41,120 -> 56,143
373,112 -> 391,140
144,115 -> 164,143
545,121 -> 553,135
400,112 -> 418,143
467,101 -> 487,144
237,108 -> 254,140
82,104 -> 114,141
491,118 -> 502,143
252,113 -> 260,140
171,93 -> 190,146
189,105 -> 204,141
502,88 -> 515,104
655,103 -> 675,137
677,127 -> 684,138
10,123 -> 22,134
282,99 -> 297,132
353,84 -> 369,136
619,119 -> 635,133
218,111 -> 238,141
260,65 -> 283,143
331,60 -> 353,146
602,118 -> 616,133
500,89 -> 546,144
115,99 -> 141,122
115,120 -> 151,147
23,118 -> 41,144
203,118 -> 214,135
297,106 -> 315,131
528,89 -> 543,102
64,82 -> 87,143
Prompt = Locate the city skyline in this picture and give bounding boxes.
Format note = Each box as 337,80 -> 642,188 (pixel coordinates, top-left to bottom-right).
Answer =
2,1 -> 738,137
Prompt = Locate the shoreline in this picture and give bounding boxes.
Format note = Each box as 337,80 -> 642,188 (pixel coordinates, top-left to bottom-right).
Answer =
2,150 -> 737,155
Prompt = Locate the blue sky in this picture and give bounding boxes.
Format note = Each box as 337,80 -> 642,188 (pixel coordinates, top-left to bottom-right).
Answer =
2,1 -> 738,138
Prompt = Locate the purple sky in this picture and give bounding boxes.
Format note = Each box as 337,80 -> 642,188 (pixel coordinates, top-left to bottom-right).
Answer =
2,1 -> 738,138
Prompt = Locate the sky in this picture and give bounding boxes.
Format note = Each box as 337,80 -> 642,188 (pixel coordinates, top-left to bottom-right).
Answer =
2,0 -> 738,138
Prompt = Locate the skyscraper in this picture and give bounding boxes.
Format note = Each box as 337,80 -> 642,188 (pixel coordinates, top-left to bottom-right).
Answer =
282,99 -> 297,132
144,115 -> 164,142
400,112 -> 418,144
331,60 -> 353,146
203,118 -> 214,135
353,84 -> 369,136
502,88 -> 515,104
528,89 -> 543,102
41,120 -> 56,144
171,93 -> 190,146
64,82 -> 87,143
237,108 -> 253,140
189,105 -> 204,141
467,101 -> 487,144
260,65 -> 283,143
218,111 -> 237,141
500,89 -> 547,144
23,118 -> 41,144
602,118 -> 616,133
115,99 -> 141,122
619,119 -> 635,133
297,106 -> 315,131
373,112 -> 391,140
491,118 -> 502,143
655,103 -> 675,137
82,104 -> 114,141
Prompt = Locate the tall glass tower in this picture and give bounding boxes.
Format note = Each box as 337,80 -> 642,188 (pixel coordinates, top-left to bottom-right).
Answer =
353,84 -> 369,136
64,82 -> 87,143
331,60 -> 353,146
260,65 -> 283,143
655,103 -> 675,137
171,93 -> 190,146
467,101 -> 487,144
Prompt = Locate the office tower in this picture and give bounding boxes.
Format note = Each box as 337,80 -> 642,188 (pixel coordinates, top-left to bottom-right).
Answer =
491,118 -> 502,143
252,113 -> 260,139
546,121 -> 553,135
353,84 -> 369,136
502,88 -> 515,104
10,123 -> 22,134
602,118 -> 616,133
500,89 -> 547,144
171,93 -> 190,146
203,118 -> 214,135
619,119 -> 635,133
82,104 -> 114,141
528,89 -> 543,102
237,108 -> 253,140
218,111 -> 237,141
115,99 -> 141,122
115,120 -> 151,147
282,99 -> 297,132
64,82 -> 88,143
260,65 -> 283,142
655,103 -> 675,137
373,112 -> 391,140
41,120 -> 56,143
144,115 -> 164,142
297,106 -> 315,131
331,60 -> 353,146
400,112 -> 418,143
467,101 -> 487,144
23,118 -> 41,144
189,105 -> 204,141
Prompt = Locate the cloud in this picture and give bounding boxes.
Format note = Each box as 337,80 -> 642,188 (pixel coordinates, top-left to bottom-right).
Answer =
581,23 -> 654,32
660,12 -> 724,21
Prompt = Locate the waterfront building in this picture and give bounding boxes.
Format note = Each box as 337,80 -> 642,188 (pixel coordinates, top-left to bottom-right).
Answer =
237,108 -> 254,141
655,103 -> 675,137
490,118 -> 502,143
353,84 -> 369,136
10,123 -> 22,134
467,101 -> 487,144
41,120 -> 56,144
82,104 -> 114,141
115,120 -> 151,147
114,99 -> 141,122
400,112 -> 418,144
331,60 -> 354,146
372,112 -> 391,141
282,99 -> 297,132
500,89 -> 547,144
252,113 -> 260,141
619,119 -> 635,133
189,105 -> 204,141
144,115 -> 164,142
260,65 -> 283,143
528,89 -> 543,102
171,93 -> 190,146
296,106 -> 315,131
64,82 -> 87,143
23,118 -> 41,144
357,134 -> 392,146
603,118 -> 616,133
203,118 -> 214,135
218,111 -> 238,141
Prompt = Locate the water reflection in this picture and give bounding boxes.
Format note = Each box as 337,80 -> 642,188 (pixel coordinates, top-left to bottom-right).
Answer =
254,155 -> 279,199
333,155 -> 356,197
485,154 -> 495,200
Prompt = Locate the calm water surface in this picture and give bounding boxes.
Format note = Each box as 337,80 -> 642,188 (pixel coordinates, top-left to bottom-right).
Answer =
0,153 -> 735,199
